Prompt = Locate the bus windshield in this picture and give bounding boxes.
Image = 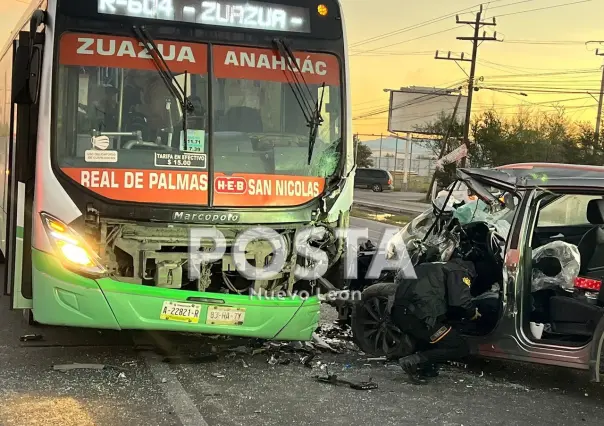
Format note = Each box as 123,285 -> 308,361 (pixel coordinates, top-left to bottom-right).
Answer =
55,33 -> 342,207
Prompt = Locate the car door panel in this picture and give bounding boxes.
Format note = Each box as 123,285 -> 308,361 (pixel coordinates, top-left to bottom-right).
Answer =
534,225 -> 591,247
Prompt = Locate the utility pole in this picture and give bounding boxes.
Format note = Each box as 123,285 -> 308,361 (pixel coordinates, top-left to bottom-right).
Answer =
435,4 -> 497,167
595,49 -> 604,142
378,134 -> 383,168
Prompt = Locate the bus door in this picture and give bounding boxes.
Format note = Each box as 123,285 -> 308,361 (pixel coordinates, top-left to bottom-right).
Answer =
4,27 -> 44,310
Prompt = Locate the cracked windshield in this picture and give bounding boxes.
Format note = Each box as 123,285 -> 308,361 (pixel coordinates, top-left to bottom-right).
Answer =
2,0 -> 604,425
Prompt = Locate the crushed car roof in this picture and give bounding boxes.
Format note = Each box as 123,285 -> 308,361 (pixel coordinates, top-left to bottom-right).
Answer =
460,163 -> 604,190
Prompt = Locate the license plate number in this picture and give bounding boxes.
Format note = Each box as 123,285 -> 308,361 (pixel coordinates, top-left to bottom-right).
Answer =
206,306 -> 246,325
160,301 -> 201,324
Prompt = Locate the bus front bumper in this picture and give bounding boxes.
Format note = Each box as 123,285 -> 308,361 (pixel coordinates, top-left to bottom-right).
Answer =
31,249 -> 320,340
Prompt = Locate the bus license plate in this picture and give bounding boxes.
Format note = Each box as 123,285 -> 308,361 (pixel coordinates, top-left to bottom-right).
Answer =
206,306 -> 246,326
160,301 -> 201,324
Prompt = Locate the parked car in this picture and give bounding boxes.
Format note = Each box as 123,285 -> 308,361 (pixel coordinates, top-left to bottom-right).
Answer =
354,168 -> 394,192
344,163 -> 604,382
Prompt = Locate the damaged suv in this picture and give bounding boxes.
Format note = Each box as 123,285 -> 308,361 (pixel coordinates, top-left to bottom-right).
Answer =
347,163 -> 604,382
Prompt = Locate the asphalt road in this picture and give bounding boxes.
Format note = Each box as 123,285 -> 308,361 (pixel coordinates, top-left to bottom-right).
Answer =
353,189 -> 429,214
1,218 -> 604,425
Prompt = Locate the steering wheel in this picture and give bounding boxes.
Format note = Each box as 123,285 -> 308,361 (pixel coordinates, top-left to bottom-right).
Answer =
486,228 -> 506,262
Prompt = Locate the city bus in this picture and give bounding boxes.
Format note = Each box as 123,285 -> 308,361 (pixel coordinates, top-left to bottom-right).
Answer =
0,0 -> 353,340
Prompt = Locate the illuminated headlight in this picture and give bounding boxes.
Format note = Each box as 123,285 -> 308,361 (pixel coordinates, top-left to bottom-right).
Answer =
40,212 -> 107,277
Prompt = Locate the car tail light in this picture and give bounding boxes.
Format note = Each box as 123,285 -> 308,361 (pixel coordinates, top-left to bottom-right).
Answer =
388,178 -> 392,185
574,277 -> 602,292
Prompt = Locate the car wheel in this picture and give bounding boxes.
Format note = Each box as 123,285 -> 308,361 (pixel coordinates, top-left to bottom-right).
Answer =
372,183 -> 382,192
351,282 -> 414,358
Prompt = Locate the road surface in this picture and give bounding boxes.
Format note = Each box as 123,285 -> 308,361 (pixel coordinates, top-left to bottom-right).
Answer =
1,218 -> 603,425
353,189 -> 429,214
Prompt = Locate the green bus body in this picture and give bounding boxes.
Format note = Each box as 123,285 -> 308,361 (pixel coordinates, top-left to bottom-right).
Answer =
1,0 -> 353,340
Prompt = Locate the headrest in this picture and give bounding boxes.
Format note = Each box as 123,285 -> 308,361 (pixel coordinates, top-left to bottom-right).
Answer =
586,199 -> 604,225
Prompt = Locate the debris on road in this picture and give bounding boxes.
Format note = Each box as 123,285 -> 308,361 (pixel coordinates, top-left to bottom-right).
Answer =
300,354 -> 315,368
53,363 -> 125,372
314,372 -> 378,391
211,373 -> 225,378
312,332 -> 339,353
19,334 -> 43,342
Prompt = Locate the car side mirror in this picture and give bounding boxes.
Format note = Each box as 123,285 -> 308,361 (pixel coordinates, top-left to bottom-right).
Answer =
533,256 -> 562,277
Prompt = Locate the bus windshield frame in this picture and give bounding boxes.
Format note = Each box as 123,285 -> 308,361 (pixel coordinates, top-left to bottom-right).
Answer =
51,0 -> 347,209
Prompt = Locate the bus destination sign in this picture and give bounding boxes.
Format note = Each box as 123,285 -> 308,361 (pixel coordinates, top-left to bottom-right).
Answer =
98,0 -> 311,33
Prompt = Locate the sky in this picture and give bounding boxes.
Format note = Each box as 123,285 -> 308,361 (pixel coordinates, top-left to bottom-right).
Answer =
1,0 -> 603,139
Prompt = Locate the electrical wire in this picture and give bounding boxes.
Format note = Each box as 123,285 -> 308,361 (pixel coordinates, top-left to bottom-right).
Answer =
492,0 -> 592,18
348,0 -> 537,49
350,27 -> 460,56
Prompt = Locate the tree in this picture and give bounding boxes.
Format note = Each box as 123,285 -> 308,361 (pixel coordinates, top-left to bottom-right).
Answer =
354,135 -> 374,168
418,107 -> 602,172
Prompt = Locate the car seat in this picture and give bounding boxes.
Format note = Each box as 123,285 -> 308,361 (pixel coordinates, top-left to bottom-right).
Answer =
548,295 -> 603,336
577,198 -> 604,278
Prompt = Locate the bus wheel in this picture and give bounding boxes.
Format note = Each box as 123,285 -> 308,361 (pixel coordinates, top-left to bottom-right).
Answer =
23,309 -> 39,326
351,282 -> 414,359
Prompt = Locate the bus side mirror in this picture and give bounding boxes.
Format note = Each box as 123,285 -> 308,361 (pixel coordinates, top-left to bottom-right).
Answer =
12,44 -> 43,105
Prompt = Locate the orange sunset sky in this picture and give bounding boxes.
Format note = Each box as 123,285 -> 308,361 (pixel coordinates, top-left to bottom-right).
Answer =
1,0 -> 603,139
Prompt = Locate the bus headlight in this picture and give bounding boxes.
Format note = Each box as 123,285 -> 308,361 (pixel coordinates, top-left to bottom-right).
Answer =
40,212 -> 107,277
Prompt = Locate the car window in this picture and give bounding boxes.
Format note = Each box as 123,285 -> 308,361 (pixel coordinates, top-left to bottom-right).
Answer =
537,195 -> 601,227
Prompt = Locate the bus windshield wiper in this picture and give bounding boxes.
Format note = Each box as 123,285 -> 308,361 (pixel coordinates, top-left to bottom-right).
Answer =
132,26 -> 194,149
273,39 -> 324,164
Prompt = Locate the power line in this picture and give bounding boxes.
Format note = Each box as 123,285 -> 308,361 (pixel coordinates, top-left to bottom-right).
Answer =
500,39 -> 590,45
350,27 -> 460,56
478,86 -> 601,94
351,0 -> 586,56
492,0 -> 592,18
348,0 -> 537,50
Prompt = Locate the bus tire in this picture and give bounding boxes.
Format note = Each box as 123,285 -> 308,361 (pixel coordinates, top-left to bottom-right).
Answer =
351,282 -> 414,359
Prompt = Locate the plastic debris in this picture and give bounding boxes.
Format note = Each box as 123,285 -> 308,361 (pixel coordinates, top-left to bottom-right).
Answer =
314,373 -> 378,390
211,373 -> 225,378
268,355 -> 279,365
312,332 -> 339,353
300,354 -> 315,368
117,372 -> 126,379
238,359 -> 249,368
20,334 -> 43,342
532,240 -> 580,292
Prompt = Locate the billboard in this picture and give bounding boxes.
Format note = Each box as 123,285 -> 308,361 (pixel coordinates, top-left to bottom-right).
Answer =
387,88 -> 467,135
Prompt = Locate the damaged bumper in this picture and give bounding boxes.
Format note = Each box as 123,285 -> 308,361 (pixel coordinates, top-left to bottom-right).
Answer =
31,249 -> 320,340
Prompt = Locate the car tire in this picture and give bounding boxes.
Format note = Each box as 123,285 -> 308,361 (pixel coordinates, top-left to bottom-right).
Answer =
351,282 -> 414,359
371,183 -> 382,192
